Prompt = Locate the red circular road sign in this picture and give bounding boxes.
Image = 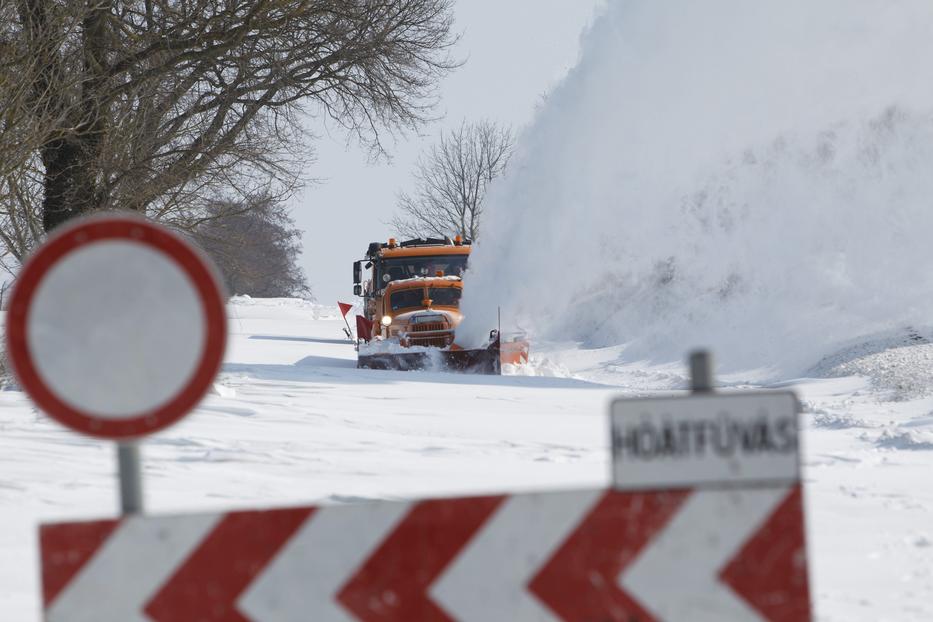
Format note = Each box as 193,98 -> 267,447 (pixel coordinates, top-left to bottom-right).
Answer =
6,214 -> 227,439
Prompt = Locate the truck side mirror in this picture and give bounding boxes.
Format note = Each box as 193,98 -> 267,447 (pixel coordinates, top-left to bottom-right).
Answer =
353,284 -> 362,296
353,260 -> 362,284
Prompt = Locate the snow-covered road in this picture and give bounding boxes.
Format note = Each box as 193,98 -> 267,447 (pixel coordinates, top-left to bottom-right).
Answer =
2,297 -> 932,620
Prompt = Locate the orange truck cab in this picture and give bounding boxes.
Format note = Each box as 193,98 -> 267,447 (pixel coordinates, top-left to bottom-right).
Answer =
352,237 -> 528,372
353,237 -> 470,345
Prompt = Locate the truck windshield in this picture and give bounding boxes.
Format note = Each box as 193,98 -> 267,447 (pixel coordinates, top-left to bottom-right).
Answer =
378,255 -> 468,284
390,289 -> 426,311
429,288 -> 461,307
389,287 -> 462,311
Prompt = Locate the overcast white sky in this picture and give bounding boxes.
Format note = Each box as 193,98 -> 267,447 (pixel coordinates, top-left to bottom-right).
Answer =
291,1 -> 602,303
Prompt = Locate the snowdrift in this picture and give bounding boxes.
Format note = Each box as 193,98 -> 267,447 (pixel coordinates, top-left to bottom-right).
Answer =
458,0 -> 933,379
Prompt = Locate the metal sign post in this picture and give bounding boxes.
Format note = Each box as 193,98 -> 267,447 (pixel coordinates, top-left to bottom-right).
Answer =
6,214 -> 227,515
689,348 -> 714,392
116,443 -> 143,515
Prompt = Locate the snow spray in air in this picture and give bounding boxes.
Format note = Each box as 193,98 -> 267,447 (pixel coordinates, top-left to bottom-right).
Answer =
458,0 -> 933,378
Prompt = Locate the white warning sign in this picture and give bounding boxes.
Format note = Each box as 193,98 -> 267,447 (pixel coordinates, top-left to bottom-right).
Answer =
611,391 -> 800,490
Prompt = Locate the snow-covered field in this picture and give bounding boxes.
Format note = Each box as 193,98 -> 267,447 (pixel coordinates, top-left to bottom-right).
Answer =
2,297 -> 932,620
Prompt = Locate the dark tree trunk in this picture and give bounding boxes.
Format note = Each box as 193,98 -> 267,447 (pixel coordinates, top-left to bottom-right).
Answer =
41,138 -> 97,231
41,2 -> 111,232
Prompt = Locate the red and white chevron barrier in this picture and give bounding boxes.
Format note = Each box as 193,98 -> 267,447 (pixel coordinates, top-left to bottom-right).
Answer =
41,484 -> 809,621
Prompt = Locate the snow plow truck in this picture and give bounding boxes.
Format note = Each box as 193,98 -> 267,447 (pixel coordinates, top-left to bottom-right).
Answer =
352,236 -> 527,374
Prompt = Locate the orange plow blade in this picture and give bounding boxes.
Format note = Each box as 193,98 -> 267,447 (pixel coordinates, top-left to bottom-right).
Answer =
500,338 -> 530,366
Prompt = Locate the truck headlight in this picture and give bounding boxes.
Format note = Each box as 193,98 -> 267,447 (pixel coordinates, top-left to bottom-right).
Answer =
381,315 -> 392,327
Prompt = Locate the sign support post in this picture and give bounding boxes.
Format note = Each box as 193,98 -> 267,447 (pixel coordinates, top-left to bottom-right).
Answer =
689,349 -> 714,393
117,442 -> 143,515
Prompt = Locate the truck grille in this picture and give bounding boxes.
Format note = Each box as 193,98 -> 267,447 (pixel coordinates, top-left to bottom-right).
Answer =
407,316 -> 454,348
406,319 -> 453,348
409,334 -> 454,348
409,322 -> 447,333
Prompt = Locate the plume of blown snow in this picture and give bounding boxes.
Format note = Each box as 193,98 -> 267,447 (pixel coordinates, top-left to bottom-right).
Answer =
457,0 -> 933,378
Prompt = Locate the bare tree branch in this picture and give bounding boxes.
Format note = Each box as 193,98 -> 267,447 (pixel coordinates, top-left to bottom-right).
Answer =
391,119 -> 513,240
0,0 -> 459,252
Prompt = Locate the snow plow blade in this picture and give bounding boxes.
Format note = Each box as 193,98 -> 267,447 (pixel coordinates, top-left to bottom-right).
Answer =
358,337 -> 502,374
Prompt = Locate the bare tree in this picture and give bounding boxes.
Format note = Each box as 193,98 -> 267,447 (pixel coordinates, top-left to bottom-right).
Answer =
391,119 -> 513,240
191,194 -> 311,298
0,156 -> 44,275
2,0 -> 458,242
0,0 -> 84,269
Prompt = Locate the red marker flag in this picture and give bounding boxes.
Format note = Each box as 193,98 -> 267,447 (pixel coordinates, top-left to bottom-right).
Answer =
337,302 -> 355,342
356,315 -> 374,342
